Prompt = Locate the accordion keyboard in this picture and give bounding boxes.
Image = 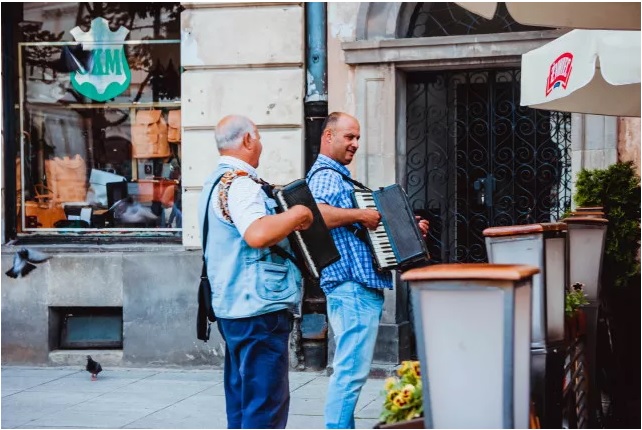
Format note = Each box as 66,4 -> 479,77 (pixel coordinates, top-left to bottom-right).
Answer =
352,189 -> 399,270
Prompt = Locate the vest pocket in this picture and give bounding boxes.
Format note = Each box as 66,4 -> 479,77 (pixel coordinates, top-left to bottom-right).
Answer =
257,261 -> 296,301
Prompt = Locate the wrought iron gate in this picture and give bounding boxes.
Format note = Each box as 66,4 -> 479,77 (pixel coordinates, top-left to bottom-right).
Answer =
406,69 -> 571,263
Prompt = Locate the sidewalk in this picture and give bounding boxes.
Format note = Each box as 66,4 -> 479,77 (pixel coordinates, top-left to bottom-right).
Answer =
1,366 -> 384,429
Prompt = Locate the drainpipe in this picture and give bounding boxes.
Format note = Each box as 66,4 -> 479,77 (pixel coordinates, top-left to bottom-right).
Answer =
301,2 -> 328,371
304,2 -> 327,172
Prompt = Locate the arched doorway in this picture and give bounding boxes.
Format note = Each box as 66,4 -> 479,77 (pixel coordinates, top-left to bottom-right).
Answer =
401,3 -> 572,263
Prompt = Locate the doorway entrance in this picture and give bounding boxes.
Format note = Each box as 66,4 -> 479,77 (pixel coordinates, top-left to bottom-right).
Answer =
405,68 -> 571,263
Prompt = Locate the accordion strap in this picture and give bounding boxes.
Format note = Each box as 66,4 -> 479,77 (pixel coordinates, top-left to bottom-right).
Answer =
307,166 -> 372,191
269,244 -> 309,278
307,166 -> 370,243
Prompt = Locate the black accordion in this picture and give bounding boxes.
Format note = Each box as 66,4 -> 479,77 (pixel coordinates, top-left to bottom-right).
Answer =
352,184 -> 429,272
272,179 -> 340,280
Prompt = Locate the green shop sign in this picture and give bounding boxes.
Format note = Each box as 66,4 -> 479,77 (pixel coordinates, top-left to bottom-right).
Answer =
70,17 -> 131,102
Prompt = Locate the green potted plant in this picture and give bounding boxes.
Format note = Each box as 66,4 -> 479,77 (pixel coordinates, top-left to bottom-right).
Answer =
565,282 -> 589,340
574,161 -> 641,292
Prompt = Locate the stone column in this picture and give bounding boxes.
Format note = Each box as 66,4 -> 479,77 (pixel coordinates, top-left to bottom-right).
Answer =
570,114 -> 618,208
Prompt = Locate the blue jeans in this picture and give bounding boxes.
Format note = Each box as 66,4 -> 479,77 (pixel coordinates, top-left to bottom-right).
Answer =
324,281 -> 384,429
217,309 -> 291,429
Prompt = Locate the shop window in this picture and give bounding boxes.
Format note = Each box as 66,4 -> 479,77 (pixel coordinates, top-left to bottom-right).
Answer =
14,3 -> 183,236
51,307 -> 123,350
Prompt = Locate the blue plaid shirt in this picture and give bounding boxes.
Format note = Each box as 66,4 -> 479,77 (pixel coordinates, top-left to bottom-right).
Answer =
306,154 -> 392,294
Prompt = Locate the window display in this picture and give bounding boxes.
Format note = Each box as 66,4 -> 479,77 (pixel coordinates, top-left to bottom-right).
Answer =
16,3 -> 182,233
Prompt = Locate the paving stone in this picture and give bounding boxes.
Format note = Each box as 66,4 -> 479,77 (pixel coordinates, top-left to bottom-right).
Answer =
286,414 -> 325,429
1,367 -> 80,378
0,365 -> 387,429
356,417 -> 380,429
289,397 -> 326,416
27,409 -> 153,429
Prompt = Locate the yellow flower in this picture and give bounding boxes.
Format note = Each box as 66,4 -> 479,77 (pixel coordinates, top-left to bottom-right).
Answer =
386,389 -> 400,403
393,394 -> 409,408
397,361 -> 410,377
401,384 -> 415,397
384,377 -> 397,391
412,361 -> 421,377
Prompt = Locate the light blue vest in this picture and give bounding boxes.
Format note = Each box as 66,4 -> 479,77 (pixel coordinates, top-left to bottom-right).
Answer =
198,165 -> 302,319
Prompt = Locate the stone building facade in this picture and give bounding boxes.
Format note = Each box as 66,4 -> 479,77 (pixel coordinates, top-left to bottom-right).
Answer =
1,2 -> 638,368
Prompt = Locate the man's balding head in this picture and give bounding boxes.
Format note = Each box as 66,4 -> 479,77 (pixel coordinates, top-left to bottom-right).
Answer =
320,112 -> 361,165
215,115 -> 257,151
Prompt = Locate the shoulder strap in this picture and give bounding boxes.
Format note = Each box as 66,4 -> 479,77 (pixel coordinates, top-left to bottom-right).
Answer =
308,166 -> 371,191
269,244 -> 310,279
307,167 -> 370,243
202,174 -> 224,257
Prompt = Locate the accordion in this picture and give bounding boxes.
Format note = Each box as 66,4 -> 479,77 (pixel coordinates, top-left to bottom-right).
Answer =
352,184 -> 429,272
272,179 -> 340,280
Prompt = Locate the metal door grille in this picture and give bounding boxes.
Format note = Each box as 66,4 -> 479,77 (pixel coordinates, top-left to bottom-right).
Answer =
406,69 -> 571,263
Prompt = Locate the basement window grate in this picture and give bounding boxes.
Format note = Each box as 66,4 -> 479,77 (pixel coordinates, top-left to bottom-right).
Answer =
51,307 -> 123,350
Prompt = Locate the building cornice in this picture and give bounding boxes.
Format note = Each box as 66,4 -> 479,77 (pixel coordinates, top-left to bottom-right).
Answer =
342,30 -> 569,66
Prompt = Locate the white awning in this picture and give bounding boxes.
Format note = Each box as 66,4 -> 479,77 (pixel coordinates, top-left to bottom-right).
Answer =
520,30 -> 641,117
455,2 -> 640,30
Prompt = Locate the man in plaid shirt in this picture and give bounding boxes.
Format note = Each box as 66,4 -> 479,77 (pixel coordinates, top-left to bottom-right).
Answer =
307,112 -> 428,429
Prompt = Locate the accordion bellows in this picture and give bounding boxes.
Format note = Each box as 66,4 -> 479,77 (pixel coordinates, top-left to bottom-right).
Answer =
273,179 -> 340,279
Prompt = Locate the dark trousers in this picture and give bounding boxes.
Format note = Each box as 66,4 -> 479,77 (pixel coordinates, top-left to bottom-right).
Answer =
217,309 -> 291,429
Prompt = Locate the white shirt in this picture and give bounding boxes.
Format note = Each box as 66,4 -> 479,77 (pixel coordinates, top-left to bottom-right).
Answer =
212,156 -> 266,237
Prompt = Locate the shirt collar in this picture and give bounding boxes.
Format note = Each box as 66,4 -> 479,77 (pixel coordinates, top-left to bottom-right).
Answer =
316,154 -> 351,176
218,155 -> 258,177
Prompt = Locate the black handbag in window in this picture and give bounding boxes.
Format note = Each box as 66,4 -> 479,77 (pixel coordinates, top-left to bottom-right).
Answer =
197,175 -> 223,342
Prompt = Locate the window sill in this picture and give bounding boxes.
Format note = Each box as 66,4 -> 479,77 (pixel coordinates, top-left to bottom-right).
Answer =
8,233 -> 182,249
49,349 -> 123,368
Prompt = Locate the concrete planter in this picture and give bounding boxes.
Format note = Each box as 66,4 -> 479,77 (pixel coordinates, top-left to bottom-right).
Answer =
565,308 -> 587,341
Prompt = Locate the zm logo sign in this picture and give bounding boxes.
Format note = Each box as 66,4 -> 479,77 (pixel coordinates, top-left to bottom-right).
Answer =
546,52 -> 573,96
70,17 -> 131,102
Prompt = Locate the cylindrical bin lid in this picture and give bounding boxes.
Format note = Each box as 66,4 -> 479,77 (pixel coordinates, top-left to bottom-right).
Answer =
563,216 -> 608,224
482,222 -> 566,238
402,263 -> 540,282
570,211 -> 605,218
574,206 -> 604,213
568,206 -> 605,218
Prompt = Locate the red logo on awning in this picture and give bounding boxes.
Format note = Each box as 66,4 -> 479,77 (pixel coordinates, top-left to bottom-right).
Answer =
546,53 -> 573,96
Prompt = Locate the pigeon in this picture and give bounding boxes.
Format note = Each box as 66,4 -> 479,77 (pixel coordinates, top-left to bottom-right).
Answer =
109,196 -> 158,225
86,355 -> 102,381
5,248 -> 51,279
